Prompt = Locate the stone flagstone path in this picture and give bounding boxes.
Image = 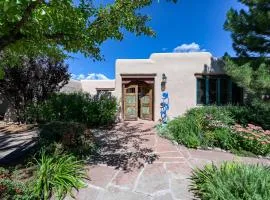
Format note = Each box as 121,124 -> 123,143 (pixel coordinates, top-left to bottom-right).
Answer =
67,120 -> 270,200
0,130 -> 37,164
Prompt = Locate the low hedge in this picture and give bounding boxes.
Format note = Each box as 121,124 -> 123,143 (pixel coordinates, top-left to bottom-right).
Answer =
190,162 -> 270,200
25,92 -> 118,127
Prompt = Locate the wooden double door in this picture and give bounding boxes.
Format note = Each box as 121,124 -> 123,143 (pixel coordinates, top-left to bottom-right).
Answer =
123,83 -> 153,121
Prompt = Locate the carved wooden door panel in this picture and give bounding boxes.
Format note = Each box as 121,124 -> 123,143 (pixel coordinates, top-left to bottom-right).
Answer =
124,85 -> 138,121
140,86 -> 153,120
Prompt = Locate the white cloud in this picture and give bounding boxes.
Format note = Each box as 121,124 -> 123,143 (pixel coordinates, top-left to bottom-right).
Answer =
77,74 -> 86,80
71,73 -> 85,80
173,42 -> 206,53
71,74 -> 77,79
85,73 -> 109,80
71,73 -> 110,80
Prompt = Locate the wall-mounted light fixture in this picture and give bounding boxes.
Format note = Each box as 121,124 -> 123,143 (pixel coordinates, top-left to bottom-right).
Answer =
161,73 -> 167,91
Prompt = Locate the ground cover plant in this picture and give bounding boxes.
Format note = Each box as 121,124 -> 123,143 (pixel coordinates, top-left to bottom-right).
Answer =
190,162 -> 270,200
156,106 -> 270,156
0,167 -> 31,200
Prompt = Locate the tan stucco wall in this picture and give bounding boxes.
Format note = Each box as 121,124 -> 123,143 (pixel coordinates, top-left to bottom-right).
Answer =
81,80 -> 115,95
61,79 -> 115,95
60,79 -> 83,93
115,52 -> 225,121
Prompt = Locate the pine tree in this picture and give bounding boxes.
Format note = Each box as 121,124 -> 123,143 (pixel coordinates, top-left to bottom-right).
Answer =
224,0 -> 270,103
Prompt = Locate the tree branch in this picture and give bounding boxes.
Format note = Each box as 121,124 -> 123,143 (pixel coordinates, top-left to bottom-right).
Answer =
13,0 -> 43,34
0,0 -> 44,51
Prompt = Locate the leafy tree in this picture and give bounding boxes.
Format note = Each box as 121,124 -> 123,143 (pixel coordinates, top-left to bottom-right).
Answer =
0,0 -> 176,70
224,0 -> 270,104
0,57 -> 70,122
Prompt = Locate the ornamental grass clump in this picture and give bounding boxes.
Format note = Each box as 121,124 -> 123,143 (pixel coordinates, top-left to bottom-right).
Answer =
33,152 -> 87,200
190,162 -> 270,200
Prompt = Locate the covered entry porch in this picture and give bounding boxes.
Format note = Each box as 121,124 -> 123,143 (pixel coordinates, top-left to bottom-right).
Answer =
121,74 -> 156,121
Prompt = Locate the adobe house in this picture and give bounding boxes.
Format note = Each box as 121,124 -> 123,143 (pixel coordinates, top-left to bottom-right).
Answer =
0,52 -> 243,122
114,52 -> 243,121
63,52 -> 243,122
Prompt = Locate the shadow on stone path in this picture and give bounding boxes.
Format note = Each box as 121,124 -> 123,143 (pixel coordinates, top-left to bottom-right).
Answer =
89,121 -> 159,171
65,120 -> 270,200
0,130 -> 37,165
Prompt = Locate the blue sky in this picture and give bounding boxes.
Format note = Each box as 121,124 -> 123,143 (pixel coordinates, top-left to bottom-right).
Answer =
67,0 -> 243,80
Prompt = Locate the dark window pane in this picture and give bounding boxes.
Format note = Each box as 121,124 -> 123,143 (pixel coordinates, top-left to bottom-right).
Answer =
196,76 -> 243,106
232,83 -> 243,104
209,78 -> 217,104
220,78 -> 229,105
197,78 -> 206,104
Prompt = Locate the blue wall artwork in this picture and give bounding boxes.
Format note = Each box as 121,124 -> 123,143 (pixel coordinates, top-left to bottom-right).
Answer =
160,91 -> 169,123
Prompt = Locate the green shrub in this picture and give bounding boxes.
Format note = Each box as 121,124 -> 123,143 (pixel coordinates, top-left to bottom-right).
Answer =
33,152 -> 87,200
238,137 -> 270,156
190,162 -> 270,200
25,92 -> 118,127
225,104 -> 270,130
232,123 -> 270,156
249,100 -> 270,130
157,106 -> 270,156
39,121 -> 96,158
39,122 -> 86,145
163,106 -> 234,148
186,106 -> 235,127
188,105 -> 270,130
211,128 -> 237,150
199,128 -> 233,149
166,113 -> 203,148
223,105 -> 251,125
